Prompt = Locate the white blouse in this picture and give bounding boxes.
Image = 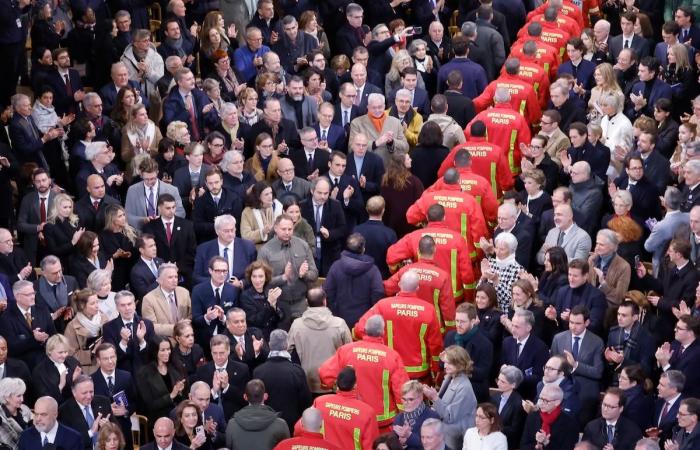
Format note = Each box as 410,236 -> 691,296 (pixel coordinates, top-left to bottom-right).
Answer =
462,428 -> 508,450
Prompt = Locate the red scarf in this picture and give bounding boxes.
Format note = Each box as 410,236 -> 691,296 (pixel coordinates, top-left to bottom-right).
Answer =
539,405 -> 562,434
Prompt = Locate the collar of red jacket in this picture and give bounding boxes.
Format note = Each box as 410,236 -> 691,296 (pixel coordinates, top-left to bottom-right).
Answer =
299,430 -> 325,439
468,136 -> 487,144
361,335 -> 385,345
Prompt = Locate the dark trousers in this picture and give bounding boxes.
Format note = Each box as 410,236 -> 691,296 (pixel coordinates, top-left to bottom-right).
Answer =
0,41 -> 24,108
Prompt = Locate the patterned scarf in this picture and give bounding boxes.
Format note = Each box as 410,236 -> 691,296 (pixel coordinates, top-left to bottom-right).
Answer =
402,402 -> 426,428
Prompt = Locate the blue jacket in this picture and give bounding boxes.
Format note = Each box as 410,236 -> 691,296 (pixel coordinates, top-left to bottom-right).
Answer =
161,88 -> 219,138
625,78 -> 673,119
551,283 -> 607,336
233,44 -> 271,83
437,58 -> 488,98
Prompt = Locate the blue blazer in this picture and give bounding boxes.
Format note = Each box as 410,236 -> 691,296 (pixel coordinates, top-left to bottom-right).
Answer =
312,123 -> 347,153
8,114 -> 47,168
0,273 -> 14,302
654,396 -> 683,445
129,257 -> 164,301
0,303 -> 56,367
625,79 -> 673,119
18,424 -> 82,450
161,88 -> 218,137
353,219 -> 397,278
669,339 -> 700,398
345,151 -> 385,201
557,59 -> 596,91
191,280 -> 238,345
388,87 -> 431,116
98,80 -> 148,116
101,314 -> 156,374
193,238 -> 257,286
501,334 -> 549,401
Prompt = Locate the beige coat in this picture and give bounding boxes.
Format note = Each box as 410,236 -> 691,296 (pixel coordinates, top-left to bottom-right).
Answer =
142,287 -> 192,336
240,201 -> 284,249
349,114 -> 409,165
64,314 -> 110,375
587,253 -> 631,307
544,128 -> 571,166
426,113 -> 467,149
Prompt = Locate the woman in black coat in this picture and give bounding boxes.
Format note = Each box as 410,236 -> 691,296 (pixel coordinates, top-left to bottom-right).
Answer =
409,122 -> 450,189
619,365 -> 655,431
492,365 -> 527,450
43,193 -> 84,264
535,247 -> 569,305
30,4 -> 66,51
32,335 -> 81,405
98,205 -> 137,291
170,321 -> 206,381
136,336 -> 187,425
69,231 -> 112,288
239,261 -> 284,340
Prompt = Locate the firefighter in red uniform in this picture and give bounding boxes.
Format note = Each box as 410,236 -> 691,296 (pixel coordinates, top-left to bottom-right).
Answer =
528,0 -> 585,29
473,58 -> 542,126
276,407 -> 343,450
313,367 -> 380,450
319,317 -> 409,431
519,7 -> 571,59
525,8 -> 582,38
466,89 -> 532,176
502,41 -> 551,109
406,169 -> 488,258
355,270 -> 443,381
511,22 -> 561,78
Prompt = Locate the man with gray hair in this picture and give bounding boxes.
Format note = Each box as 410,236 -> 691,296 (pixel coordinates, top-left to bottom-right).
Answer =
537,203 -> 592,265
121,28 -> 165,105
501,308 -> 549,400
8,94 -> 59,169
334,3 -> 368,58
157,55 -> 183,98
58,374 -> 113,449
74,141 -> 123,200
319,314 -> 409,429
521,384 -> 579,450
141,262 -> 192,336
421,418 -> 449,450
681,158 -> 700,212
645,187 -> 688,274
35,255 -> 78,331
273,407 -> 342,449
350,92 -> 409,164
98,61 -> 145,116
253,329 -> 312,431
17,396 -> 82,450
588,228 -> 631,308
272,15 -> 318,75
389,88 -> 423,148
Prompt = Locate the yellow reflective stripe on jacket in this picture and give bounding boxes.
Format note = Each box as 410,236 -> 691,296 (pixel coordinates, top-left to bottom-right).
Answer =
376,369 -> 397,422
433,288 -> 445,333
509,130 -> 518,174
387,320 -> 394,349
451,250 -> 462,298
353,428 -> 362,450
519,99 -> 526,116
404,324 -> 429,373
490,162 -> 498,198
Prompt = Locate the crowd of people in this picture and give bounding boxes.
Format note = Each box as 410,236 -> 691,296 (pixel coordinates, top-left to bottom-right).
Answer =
1,0 -> 700,449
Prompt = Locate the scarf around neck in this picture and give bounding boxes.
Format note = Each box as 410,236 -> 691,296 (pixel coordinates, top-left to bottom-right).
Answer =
539,404 -> 562,434
77,311 -> 103,337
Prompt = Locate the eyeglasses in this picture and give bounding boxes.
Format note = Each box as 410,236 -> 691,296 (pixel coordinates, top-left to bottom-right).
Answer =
540,120 -> 553,125
210,269 -> 229,274
602,403 -> 620,409
544,365 -> 561,372
675,326 -> 689,331
539,397 -> 557,404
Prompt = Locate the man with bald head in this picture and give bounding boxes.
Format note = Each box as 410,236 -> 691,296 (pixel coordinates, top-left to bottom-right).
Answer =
350,63 -> 382,115
271,157 -> 311,201
273,407 -> 342,449
537,203 -> 592,264
354,270 -> 443,381
0,228 -> 35,283
141,417 -> 190,450
18,396 -> 82,450
74,174 -> 120,232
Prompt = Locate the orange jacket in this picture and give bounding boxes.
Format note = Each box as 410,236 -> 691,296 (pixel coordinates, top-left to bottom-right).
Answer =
527,1 -> 585,28
354,292 -> 444,379
311,391 -> 379,450
405,184 -> 488,257
501,54 -> 552,109
473,73 -> 542,126
386,221 -> 475,300
437,138 -> 513,200
524,12 -> 582,39
274,430 -> 344,450
383,259 -> 457,333
466,105 -> 532,176
517,20 -> 571,60
427,168 -> 499,226
318,336 -> 409,428
510,39 -> 561,79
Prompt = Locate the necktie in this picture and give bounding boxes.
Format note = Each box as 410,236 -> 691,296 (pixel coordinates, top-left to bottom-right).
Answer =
107,375 -> 114,394
624,39 -> 630,49
24,312 -> 32,328
238,336 -> 245,352
215,287 -> 221,304
146,189 -> 155,217
321,129 -> 327,141
332,177 -> 339,189
516,342 -> 522,358
343,110 -> 349,127
186,94 -> 201,141
42,435 -> 48,447
284,183 -> 291,192
607,424 -> 614,443
660,401 -> 670,425
223,247 -> 230,278
93,200 -> 100,211
40,197 -> 46,223
51,283 -> 58,299
165,222 -> 172,244
169,293 -> 178,322
307,153 -> 313,173
572,336 -> 580,360
314,204 -> 321,232
64,74 -> 72,96
84,406 -> 96,444
213,195 -> 220,207
684,29 -> 689,41
0,366 -> 5,380
150,260 -> 158,277
190,171 -> 199,189
556,230 -> 565,246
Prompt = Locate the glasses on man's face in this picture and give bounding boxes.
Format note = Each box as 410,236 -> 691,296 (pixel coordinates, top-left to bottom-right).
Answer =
539,397 -> 556,404
211,269 -> 228,274
602,403 -> 620,409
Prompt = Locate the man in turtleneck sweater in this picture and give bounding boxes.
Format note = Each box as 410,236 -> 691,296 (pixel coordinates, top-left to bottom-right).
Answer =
625,56 -> 672,120
280,76 -> 318,130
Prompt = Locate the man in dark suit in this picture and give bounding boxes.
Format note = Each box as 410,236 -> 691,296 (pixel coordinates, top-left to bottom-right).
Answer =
161,68 -> 218,141
609,11 -> 651,63
0,280 -> 56,368
326,151 -> 365,230
333,3 -> 366,58
91,343 -> 137,450
0,229 -> 35,283
223,308 -> 269,372
625,57 -> 672,120
101,291 -> 156,374
272,158 -> 311,202
58,375 -> 115,450
75,174 -> 121,231
676,6 -> 700,51
76,93 -> 122,149
191,256 -> 237,356
97,64 -> 147,116
247,98 -> 301,159
172,149 -> 209,217
194,335 -> 250,420
606,301 -> 656,378
18,396 -> 83,450
345,132 -> 385,203
582,388 -> 643,450
491,202 -> 535,269
192,214 -> 257,285
192,168 -> 243,242
0,335 -> 32,396
74,142 -> 123,202
613,155 -> 663,220
491,365 -> 526,449
170,380 -> 226,446
142,193 -> 197,288
500,309 -> 549,401
44,48 -> 85,115
139,417 -> 190,450
549,82 -> 588,133
314,102 -> 347,154
386,68 -> 431,116
129,234 -> 163,301
301,177 -> 348,276
443,71 -> 477,129
35,256 -> 78,333
652,370 -> 685,445
290,128 -> 331,181
353,196 -> 397,279
655,315 -> 700,398
9,93 -> 62,169
157,18 -> 195,69
520,384 -> 579,450
350,64 -> 382,115
333,83 -> 361,132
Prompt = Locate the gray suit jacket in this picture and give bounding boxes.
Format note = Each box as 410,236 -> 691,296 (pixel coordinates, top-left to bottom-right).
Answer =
644,211 -> 689,276
17,190 -> 56,265
550,330 -> 604,400
431,373 -> 476,450
279,96 -> 318,130
537,223 -> 592,265
271,177 -> 311,201
125,181 -> 185,230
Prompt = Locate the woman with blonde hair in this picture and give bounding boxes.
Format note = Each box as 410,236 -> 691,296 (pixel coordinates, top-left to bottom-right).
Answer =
664,42 -> 696,116
97,422 -> 126,450
121,103 -> 162,179
501,278 -> 547,340
43,193 -> 84,261
202,78 -> 224,116
64,289 -> 108,374
393,380 -> 441,449
32,333 -> 81,404
602,189 -> 644,264
385,49 -> 426,94
240,181 -> 283,249
86,269 -> 118,320
0,378 -> 32,449
166,121 -> 191,155
238,87 -> 263,126
422,345 -> 477,450
99,204 -> 137,291
244,132 -> 281,182
589,63 -> 624,123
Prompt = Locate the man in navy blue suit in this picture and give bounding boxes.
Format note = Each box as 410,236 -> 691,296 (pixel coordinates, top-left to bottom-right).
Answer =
652,370 -> 685,446
129,234 -> 163,301
325,151 -> 365,231
161,68 -> 218,141
98,62 -> 148,116
345,133 -> 385,203
18,396 -> 82,450
140,417 -> 190,450
351,64 -> 383,115
9,94 -> 62,169
313,102 -> 347,153
44,48 -> 85,116
91,343 -> 137,450
353,196 -> 397,279
101,291 -> 155,374
191,256 -> 237,355
193,214 -> 257,286
169,381 -> 226,445
500,309 -> 549,401
333,83 -> 360,133
387,68 -> 431,116
192,168 -> 243,242
676,6 -> 700,51
655,315 -> 700,398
